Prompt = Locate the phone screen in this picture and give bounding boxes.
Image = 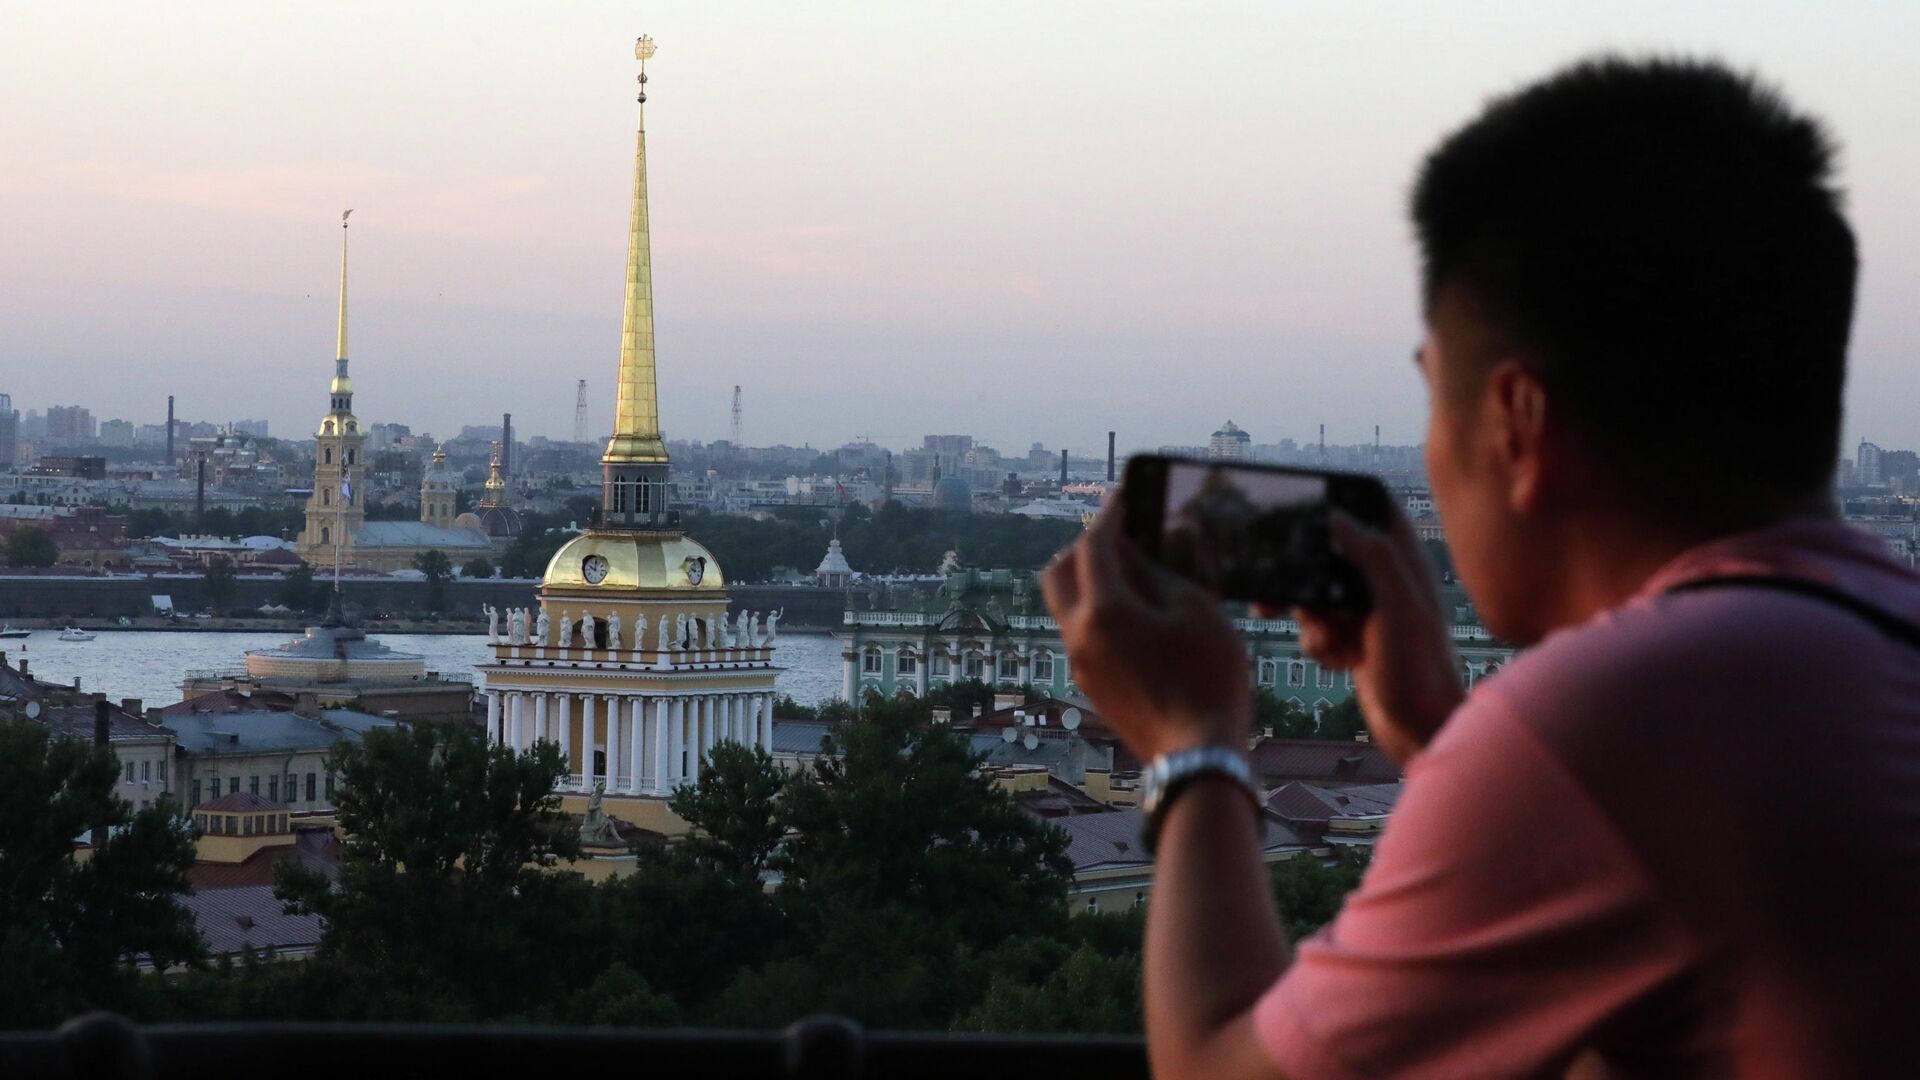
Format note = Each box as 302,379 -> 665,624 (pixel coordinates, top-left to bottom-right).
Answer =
1126,456 -> 1382,612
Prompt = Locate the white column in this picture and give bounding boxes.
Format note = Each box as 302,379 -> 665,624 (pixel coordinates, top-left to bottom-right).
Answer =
533,693 -> 549,745
607,695 -> 623,791
650,698 -> 669,794
485,691 -> 501,746
842,649 -> 858,703
637,699 -> 652,791
667,698 -> 685,790
761,691 -> 775,754
508,693 -> 523,750
581,694 -> 598,791
556,693 -> 573,771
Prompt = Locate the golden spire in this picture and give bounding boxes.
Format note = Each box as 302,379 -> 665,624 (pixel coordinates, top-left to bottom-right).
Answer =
483,442 -> 507,504
604,36 -> 668,465
332,209 -> 353,397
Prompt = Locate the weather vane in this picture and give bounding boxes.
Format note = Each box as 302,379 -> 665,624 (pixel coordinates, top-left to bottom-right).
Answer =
636,35 -> 655,103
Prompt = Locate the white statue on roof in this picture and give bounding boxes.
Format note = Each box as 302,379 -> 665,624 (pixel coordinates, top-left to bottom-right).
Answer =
766,608 -> 783,644
633,612 -> 648,651
535,608 -> 549,646
557,609 -> 572,647
484,603 -> 499,643
607,610 -> 622,651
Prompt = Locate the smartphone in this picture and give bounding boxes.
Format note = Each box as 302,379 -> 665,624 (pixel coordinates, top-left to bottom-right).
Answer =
1121,455 -> 1393,613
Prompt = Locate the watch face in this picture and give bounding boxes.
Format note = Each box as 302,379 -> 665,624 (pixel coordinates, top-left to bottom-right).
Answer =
582,554 -> 610,584
686,557 -> 705,586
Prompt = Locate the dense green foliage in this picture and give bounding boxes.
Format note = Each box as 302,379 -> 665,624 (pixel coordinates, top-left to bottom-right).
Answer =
0,722 -> 203,1028
120,505 -> 306,541
6,698 -> 1371,1034
682,502 -> 1082,581
411,549 -> 454,612
4,525 -> 59,567
1255,691 -> 1368,741
201,555 -> 238,614
460,555 -> 495,579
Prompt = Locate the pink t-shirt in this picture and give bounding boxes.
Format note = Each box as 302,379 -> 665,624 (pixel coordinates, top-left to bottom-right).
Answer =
1255,519 -> 1920,1078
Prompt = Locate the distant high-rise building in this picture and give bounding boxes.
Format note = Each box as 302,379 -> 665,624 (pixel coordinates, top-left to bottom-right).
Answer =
45,405 -> 96,444
98,419 -> 136,447
1209,420 -> 1252,460
1858,439 -> 1885,487
231,419 -> 270,437
0,393 -> 17,470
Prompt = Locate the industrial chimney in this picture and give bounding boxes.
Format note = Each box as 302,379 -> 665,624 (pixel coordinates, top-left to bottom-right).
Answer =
1060,449 -> 1069,487
1107,431 -> 1116,482
501,413 -> 512,478
166,395 -> 175,464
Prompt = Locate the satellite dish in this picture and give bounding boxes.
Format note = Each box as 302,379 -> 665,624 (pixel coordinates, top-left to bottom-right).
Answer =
25,701 -> 42,719
1023,732 -> 1040,751
1001,726 -> 1018,743
1061,707 -> 1082,731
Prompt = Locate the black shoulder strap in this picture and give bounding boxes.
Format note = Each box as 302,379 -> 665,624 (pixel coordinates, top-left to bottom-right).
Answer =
1666,574 -> 1920,652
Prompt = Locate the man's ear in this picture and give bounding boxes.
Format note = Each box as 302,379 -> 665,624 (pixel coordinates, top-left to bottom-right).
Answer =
1485,361 -> 1552,515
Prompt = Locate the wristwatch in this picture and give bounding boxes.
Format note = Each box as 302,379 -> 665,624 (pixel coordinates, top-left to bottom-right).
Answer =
1140,744 -> 1263,855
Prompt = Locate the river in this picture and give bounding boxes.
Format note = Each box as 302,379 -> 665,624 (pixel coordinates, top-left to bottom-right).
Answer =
0,628 -> 847,709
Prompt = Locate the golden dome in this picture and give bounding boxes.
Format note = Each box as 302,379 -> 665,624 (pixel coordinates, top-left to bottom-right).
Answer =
542,530 -> 725,593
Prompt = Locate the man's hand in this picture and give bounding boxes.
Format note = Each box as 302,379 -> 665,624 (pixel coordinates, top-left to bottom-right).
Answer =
1293,509 -> 1463,763
1043,499 -> 1251,761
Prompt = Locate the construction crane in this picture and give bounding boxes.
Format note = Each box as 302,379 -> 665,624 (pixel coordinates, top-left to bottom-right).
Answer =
573,380 -> 589,445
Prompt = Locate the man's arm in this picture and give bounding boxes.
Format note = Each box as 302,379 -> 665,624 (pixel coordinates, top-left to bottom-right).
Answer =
1145,777 -> 1293,1080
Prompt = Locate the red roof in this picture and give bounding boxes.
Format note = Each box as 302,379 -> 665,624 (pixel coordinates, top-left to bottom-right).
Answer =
1247,737 -> 1400,787
187,829 -> 341,892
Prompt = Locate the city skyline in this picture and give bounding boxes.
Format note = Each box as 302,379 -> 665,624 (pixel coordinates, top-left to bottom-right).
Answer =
5,3 -> 1920,454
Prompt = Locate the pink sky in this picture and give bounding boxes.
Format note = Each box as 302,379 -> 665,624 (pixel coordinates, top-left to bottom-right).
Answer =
4,2 -> 1917,458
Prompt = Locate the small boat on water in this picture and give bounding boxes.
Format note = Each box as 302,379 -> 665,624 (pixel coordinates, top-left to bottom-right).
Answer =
57,627 -> 96,642
0,626 -> 29,639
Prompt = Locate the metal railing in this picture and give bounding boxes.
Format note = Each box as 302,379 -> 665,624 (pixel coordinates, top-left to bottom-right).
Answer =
3,1013 -> 1149,1080
842,612 -> 938,627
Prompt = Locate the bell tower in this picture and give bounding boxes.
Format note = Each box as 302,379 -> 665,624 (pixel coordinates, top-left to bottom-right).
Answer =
298,210 -> 367,556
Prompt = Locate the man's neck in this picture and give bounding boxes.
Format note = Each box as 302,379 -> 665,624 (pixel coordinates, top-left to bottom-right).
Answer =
1533,493 -> 1836,637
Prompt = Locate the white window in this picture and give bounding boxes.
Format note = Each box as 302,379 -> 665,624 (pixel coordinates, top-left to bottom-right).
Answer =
1085,896 -> 1099,913
1033,650 -> 1055,683
1287,661 -> 1307,688
1257,658 -> 1278,687
931,653 -> 951,677
862,647 -> 881,674
998,654 -> 1020,682
964,652 -> 985,680
897,650 -> 918,675
125,762 -> 135,783
1316,665 -> 1335,689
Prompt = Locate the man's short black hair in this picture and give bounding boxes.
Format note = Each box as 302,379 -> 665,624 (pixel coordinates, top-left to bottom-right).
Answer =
1412,56 -> 1856,501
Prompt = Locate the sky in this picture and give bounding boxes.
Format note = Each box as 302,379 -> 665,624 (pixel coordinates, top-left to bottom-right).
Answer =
4,2 -> 1917,459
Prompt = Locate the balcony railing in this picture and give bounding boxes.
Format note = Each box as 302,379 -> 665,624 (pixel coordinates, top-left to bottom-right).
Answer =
842,611 -> 938,627
3,1013 -> 1149,1080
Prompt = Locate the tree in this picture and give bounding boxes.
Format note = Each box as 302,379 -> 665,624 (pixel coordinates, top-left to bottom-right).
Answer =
276,562 -> 315,612
1269,849 -> 1370,942
776,700 -> 1072,947
4,526 -> 59,568
0,721 -> 203,1028
957,943 -> 1142,1034
202,555 -> 237,614
276,724 -> 590,1019
412,549 -> 453,612
460,555 -> 494,580
668,742 -> 788,883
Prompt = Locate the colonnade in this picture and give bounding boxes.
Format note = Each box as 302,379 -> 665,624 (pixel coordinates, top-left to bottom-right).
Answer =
483,689 -> 776,796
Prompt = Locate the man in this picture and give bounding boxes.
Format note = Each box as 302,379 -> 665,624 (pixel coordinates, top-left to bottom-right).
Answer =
1046,57 -> 1918,1077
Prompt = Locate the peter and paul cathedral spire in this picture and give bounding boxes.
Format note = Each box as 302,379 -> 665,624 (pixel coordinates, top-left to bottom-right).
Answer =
329,209 -> 355,421
601,35 -> 672,530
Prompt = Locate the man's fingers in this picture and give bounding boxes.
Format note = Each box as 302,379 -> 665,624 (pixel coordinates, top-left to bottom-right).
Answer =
1079,501 -> 1150,616
1042,544 -> 1083,617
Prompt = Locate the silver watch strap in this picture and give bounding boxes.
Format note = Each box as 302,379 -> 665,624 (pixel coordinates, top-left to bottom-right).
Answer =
1140,744 -> 1261,854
